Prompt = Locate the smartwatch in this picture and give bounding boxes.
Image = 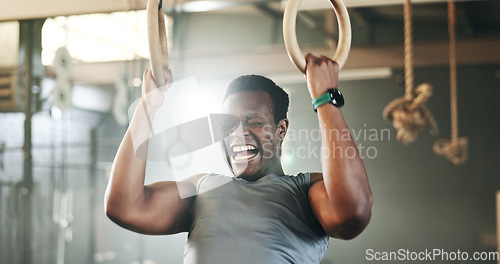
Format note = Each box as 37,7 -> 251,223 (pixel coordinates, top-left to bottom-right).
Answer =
312,88 -> 344,112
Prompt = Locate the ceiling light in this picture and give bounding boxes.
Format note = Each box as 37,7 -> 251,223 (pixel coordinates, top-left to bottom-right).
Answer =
269,67 -> 392,85
178,1 -> 238,12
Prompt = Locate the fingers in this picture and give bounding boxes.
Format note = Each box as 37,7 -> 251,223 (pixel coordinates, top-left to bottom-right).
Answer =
305,53 -> 314,74
305,53 -> 317,65
164,68 -> 173,82
319,55 -> 331,63
325,58 -> 339,74
143,68 -> 174,94
142,69 -> 161,95
319,55 -> 339,70
143,68 -> 151,84
142,69 -> 152,91
306,53 -> 339,68
162,67 -> 174,91
305,53 -> 340,92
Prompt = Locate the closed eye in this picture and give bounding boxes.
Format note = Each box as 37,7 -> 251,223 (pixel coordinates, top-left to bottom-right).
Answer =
248,122 -> 264,125
246,116 -> 266,126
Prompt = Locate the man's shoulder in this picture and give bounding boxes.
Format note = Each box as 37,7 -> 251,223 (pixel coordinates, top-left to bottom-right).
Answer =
285,172 -> 322,184
281,172 -> 323,192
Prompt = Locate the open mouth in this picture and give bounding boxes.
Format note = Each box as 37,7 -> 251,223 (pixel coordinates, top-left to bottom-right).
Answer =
230,144 -> 259,162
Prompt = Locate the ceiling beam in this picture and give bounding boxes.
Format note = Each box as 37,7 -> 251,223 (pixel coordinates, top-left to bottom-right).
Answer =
0,0 -> 275,21
63,38 -> 500,85
2,0 -> 490,22
0,0 -> 145,22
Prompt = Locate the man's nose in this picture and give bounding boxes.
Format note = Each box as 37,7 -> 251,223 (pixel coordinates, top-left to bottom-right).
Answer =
230,122 -> 250,137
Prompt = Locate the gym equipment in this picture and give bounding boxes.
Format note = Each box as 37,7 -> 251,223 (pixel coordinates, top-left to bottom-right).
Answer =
113,65 -> 131,126
283,0 -> 351,73
382,0 -> 438,144
147,0 -> 169,86
52,47 -> 73,111
433,1 -> 468,165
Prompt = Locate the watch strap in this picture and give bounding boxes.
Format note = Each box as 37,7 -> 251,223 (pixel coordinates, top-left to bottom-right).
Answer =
312,88 -> 344,112
312,91 -> 332,112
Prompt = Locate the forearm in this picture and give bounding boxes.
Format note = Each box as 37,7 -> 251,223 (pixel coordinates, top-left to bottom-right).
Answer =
317,103 -> 372,222
105,100 -> 156,216
304,53 -> 372,238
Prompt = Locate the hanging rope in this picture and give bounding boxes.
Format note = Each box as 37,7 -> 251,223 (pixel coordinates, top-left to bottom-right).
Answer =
383,0 -> 438,144
433,1 -> 468,165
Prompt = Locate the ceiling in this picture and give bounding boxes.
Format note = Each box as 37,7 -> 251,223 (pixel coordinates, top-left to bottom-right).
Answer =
345,0 -> 500,44
195,0 -> 500,46
3,0 -> 498,46
3,0 -> 499,85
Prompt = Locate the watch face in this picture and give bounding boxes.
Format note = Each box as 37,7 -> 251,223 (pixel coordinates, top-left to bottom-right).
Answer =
330,89 -> 344,107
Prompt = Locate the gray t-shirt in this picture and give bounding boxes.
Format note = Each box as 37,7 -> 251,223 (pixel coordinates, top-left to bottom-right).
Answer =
184,172 -> 329,264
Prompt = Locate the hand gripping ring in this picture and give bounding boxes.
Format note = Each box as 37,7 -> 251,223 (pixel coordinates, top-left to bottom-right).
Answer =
283,0 -> 352,73
147,0 -> 169,86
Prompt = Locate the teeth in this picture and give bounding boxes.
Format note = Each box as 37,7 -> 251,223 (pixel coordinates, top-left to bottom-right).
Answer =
234,152 -> 257,161
232,145 -> 256,152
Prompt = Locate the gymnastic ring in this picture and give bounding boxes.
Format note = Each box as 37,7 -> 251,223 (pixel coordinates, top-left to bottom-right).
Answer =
147,0 -> 169,86
283,0 -> 351,73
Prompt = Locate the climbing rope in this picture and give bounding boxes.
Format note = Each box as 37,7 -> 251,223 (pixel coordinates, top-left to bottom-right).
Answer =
433,1 -> 468,165
383,0 -> 438,144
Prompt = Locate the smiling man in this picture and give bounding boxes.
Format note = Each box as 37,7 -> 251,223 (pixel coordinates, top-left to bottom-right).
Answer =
105,54 -> 373,264
219,75 -> 289,180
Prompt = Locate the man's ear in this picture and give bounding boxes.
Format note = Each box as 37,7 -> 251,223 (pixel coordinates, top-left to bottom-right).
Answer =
276,119 -> 289,141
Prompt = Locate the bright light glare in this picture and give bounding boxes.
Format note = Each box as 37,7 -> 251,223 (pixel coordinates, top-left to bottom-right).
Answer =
132,77 -> 142,87
51,106 -> 63,120
42,11 -> 169,65
71,85 -> 114,112
180,1 -> 232,12
280,150 -> 295,167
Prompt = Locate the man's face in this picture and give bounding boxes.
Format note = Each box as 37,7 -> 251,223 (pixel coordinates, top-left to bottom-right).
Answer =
220,90 -> 283,181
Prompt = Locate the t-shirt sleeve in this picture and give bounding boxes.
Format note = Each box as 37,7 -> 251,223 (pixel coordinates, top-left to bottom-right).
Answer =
295,172 -> 328,237
295,172 -> 312,195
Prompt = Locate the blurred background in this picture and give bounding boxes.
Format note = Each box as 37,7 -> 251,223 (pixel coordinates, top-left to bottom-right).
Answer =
0,0 -> 499,263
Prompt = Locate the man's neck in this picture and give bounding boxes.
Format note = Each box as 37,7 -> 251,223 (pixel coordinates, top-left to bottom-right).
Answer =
238,162 -> 284,181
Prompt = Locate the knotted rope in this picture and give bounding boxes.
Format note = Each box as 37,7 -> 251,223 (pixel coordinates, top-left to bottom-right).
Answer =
433,1 -> 468,165
383,0 -> 438,144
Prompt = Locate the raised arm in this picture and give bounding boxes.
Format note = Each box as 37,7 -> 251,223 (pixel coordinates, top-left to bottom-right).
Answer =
305,53 -> 373,240
104,69 -> 201,235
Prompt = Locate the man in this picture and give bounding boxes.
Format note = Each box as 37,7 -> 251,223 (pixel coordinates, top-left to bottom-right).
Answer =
105,53 -> 373,263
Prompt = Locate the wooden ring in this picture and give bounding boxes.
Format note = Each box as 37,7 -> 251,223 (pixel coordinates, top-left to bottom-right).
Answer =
283,0 -> 351,73
147,0 -> 169,86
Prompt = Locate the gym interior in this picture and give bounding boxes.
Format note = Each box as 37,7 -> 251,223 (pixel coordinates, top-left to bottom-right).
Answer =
0,0 -> 499,263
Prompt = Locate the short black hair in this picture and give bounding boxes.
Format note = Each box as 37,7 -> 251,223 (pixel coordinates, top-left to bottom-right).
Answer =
222,75 -> 289,124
